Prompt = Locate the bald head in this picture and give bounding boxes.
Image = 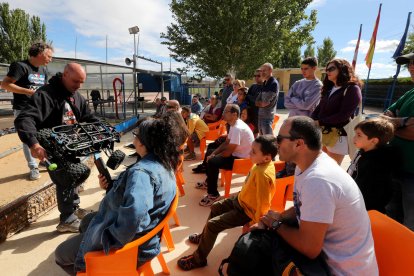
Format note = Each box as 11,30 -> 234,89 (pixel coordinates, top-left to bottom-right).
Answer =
62,63 -> 86,94
167,100 -> 180,111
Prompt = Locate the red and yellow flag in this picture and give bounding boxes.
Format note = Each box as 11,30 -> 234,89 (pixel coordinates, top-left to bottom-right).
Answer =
352,24 -> 362,70
365,4 -> 382,69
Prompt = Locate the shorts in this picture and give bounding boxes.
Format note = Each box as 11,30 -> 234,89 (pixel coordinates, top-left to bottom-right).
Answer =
326,136 -> 348,155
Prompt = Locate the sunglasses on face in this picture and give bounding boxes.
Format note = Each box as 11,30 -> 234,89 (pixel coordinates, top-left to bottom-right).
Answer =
326,66 -> 337,72
224,78 -> 230,81
276,134 -> 301,144
254,75 -> 260,77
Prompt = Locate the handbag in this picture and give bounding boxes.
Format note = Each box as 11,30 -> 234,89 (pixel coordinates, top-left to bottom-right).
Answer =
343,88 -> 363,159
321,127 -> 341,148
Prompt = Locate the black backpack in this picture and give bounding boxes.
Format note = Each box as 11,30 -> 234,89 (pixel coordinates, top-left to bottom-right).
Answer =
219,229 -> 331,276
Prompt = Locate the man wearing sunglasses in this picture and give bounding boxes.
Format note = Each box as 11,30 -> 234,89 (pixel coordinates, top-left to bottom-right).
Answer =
381,52 -> 414,231
247,116 -> 378,275
220,73 -> 234,109
255,63 -> 279,135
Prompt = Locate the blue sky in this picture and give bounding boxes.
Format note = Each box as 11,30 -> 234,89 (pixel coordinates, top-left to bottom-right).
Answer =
8,0 -> 414,79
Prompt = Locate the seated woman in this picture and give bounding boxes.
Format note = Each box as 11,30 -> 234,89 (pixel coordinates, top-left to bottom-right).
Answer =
55,115 -> 183,275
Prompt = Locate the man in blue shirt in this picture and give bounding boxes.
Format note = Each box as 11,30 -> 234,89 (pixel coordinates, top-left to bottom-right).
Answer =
191,95 -> 203,115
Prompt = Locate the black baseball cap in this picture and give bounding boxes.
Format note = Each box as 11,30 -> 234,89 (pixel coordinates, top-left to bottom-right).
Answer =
396,53 -> 414,65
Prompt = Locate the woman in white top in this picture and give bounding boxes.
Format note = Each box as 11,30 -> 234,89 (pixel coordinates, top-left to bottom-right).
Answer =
226,79 -> 244,104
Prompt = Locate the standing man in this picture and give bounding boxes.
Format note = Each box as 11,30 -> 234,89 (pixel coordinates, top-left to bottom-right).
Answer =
382,52 -> 414,231
284,57 -> 322,117
246,69 -> 262,135
250,116 -> 378,275
197,104 -> 254,206
2,41 -> 54,180
256,63 -> 279,135
280,57 -> 322,177
15,63 -> 98,233
220,73 -> 234,109
90,88 -> 101,113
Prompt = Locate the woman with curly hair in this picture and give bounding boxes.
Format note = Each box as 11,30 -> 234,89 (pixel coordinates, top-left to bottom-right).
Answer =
55,114 -> 182,275
311,58 -> 362,165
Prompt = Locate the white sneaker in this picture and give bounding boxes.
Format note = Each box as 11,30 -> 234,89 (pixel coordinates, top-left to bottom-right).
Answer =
29,168 -> 40,180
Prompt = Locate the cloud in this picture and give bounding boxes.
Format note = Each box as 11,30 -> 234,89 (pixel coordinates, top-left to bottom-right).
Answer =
341,39 -> 399,54
8,0 -> 174,60
354,62 -> 410,79
308,0 -> 327,8
53,47 -> 98,61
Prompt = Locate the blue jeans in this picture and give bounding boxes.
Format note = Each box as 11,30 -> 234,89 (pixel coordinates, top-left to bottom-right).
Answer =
258,117 -> 274,135
386,171 -> 414,231
13,109 -> 38,169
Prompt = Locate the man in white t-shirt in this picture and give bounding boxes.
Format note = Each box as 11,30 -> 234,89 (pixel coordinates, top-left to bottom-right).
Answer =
198,104 -> 254,207
256,116 -> 378,275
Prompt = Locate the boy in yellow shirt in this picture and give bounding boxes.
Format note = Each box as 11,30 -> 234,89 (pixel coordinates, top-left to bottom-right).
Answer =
181,106 -> 209,160
177,135 -> 277,271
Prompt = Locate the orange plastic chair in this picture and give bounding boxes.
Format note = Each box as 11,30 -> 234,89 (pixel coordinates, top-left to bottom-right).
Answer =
271,175 -> 294,212
220,160 -> 287,198
199,128 -> 225,160
77,192 -> 179,276
220,158 -> 254,198
176,153 -> 185,196
271,114 -> 280,131
207,120 -> 227,134
368,210 -> 414,275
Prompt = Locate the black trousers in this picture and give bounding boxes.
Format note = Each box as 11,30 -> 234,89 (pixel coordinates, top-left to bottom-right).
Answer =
206,155 -> 237,196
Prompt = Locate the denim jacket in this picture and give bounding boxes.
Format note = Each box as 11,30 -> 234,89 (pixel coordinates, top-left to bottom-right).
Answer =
74,153 -> 176,271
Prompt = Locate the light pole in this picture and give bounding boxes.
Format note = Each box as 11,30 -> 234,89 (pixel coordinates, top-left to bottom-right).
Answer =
128,26 -> 139,116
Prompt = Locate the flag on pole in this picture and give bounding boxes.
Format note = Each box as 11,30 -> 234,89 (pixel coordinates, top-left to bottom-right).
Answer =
365,4 -> 382,69
352,24 -> 363,70
384,12 -> 412,109
392,12 -> 412,59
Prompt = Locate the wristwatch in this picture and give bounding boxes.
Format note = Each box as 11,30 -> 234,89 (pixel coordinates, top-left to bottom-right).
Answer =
270,220 -> 283,231
401,117 -> 411,128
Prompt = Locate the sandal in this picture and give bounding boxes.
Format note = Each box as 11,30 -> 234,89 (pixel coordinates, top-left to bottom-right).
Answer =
177,255 -> 207,271
195,181 -> 208,190
188,233 -> 201,244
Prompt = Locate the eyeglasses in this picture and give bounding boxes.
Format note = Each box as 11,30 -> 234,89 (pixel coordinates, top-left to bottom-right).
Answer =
233,83 -> 239,86
276,134 -> 302,144
326,66 -> 337,72
224,78 -> 230,81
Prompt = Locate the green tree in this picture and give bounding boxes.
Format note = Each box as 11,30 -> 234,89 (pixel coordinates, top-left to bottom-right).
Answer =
402,30 -> 414,55
304,44 -> 315,58
0,3 -> 47,63
161,0 -> 317,78
317,37 -> 337,67
279,45 -> 301,68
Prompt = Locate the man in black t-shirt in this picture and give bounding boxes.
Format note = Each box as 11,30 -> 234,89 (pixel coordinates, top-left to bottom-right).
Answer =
90,89 -> 101,113
2,41 -> 53,180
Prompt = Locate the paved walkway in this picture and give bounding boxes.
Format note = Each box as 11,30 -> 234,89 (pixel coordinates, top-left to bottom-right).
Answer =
0,108 -> 383,275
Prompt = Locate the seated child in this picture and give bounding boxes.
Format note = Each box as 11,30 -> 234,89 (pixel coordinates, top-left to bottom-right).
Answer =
177,135 -> 277,270
347,117 -> 398,213
236,87 -> 248,112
